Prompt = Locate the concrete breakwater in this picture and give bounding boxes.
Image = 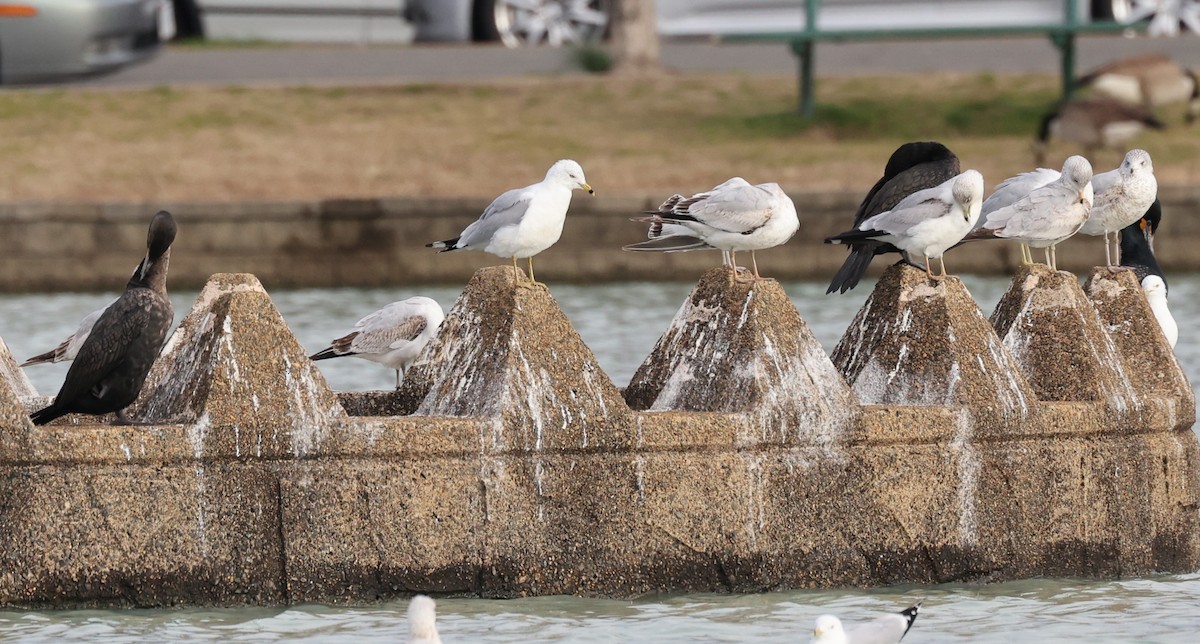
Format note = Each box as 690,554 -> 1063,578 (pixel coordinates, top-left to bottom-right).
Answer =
2,186 -> 1200,292
0,264 -> 1196,608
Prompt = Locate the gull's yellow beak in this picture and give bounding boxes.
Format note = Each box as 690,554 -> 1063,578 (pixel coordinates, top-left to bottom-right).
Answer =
813,627 -> 824,637
582,182 -> 595,195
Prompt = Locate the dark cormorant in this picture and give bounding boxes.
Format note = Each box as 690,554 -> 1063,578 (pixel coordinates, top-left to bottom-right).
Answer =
30,211 -> 177,426
824,141 -> 961,294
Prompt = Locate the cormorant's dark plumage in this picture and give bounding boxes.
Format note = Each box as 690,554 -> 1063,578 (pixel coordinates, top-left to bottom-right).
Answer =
1120,199 -> 1164,288
30,211 -> 178,426
824,141 -> 960,294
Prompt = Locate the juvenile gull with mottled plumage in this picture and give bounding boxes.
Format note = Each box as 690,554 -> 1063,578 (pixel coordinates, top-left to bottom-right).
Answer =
624,177 -> 799,281
309,296 -> 444,389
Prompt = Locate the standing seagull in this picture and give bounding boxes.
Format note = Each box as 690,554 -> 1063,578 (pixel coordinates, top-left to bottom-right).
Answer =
407,595 -> 443,644
826,141 -> 961,294
826,170 -> 984,279
964,156 -> 1094,271
1077,149 -> 1158,268
309,296 -> 444,389
811,602 -> 922,644
426,159 -> 593,285
624,177 -> 799,281
30,211 -> 177,426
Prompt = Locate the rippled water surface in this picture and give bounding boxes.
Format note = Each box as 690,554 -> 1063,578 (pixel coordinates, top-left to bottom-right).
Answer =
2,275 -> 1199,642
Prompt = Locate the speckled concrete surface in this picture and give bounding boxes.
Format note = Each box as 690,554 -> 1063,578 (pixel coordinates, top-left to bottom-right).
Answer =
0,267 -> 1196,607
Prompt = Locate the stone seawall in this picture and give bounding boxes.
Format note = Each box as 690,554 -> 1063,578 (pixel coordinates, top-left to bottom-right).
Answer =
2,186 -> 1199,292
0,264 -> 1196,608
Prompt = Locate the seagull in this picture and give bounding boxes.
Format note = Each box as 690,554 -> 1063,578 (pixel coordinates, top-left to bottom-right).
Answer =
1120,201 -> 1177,348
811,602 -> 922,644
624,178 -> 749,265
624,177 -> 799,281
407,595 -> 443,644
964,156 -> 1094,271
309,296 -> 445,389
1034,98 -> 1164,164
426,159 -> 594,285
30,211 -> 178,426
825,170 -> 983,279
826,141 -> 961,294
19,302 -> 112,367
1077,149 -> 1158,268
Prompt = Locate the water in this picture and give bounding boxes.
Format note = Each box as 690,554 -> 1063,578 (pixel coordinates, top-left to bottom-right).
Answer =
2,275 -> 1199,642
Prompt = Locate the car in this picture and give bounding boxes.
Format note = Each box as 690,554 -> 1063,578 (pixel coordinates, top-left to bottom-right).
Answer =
188,1 -> 1153,47
0,0 -> 168,84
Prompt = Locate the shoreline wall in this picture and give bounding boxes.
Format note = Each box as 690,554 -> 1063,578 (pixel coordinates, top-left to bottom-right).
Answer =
0,264 -> 1196,608
2,186 -> 1199,292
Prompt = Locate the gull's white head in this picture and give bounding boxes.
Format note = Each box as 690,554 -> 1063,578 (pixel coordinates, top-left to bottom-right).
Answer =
547,159 -> 594,195
408,595 -> 442,643
1121,148 -> 1154,178
1061,155 -> 1094,208
1142,274 -> 1168,299
811,615 -> 847,644
953,170 -> 985,223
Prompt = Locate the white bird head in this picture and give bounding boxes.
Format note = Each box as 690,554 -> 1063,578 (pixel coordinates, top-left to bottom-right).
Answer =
1142,274 -> 1168,299
1061,155 -> 1095,207
547,159 -> 594,195
407,595 -> 442,643
1121,148 -> 1154,178
953,170 -> 985,223
811,615 -> 847,644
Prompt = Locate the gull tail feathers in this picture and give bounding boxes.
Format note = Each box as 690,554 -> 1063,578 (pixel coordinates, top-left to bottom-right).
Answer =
426,236 -> 461,252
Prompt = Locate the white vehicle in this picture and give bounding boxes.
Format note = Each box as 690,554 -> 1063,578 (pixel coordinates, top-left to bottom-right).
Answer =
185,1 -> 1163,47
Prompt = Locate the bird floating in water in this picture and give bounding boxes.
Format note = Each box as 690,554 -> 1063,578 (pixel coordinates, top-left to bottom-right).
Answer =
309,296 -> 445,389
1077,149 -> 1158,269
826,170 -> 983,280
964,156 -> 1093,271
407,595 -> 443,644
826,141 -> 961,294
30,211 -> 178,426
811,601 -> 922,644
624,177 -> 799,281
427,159 -> 593,286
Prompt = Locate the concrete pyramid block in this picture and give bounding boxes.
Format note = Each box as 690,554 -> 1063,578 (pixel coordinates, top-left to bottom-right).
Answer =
1084,268 -> 1194,426
832,264 -> 1037,419
135,273 -> 345,457
0,337 -> 35,434
403,266 -> 634,451
624,266 -> 858,441
990,264 -> 1139,410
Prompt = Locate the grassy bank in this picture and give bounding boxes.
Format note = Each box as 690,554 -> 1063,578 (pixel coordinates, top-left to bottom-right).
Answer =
2,71 -> 1196,203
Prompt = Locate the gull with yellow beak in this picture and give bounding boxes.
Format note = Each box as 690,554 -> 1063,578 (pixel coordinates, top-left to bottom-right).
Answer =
427,159 -> 593,285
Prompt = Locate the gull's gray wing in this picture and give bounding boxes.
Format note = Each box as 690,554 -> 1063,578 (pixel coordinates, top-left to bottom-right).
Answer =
861,194 -> 954,236
845,613 -> 912,644
456,187 -> 534,248
981,168 -> 1060,218
1090,167 -> 1122,196
673,183 -> 775,233
989,182 -> 1085,240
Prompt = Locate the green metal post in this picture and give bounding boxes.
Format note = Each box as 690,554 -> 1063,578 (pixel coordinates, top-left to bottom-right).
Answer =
1059,0 -> 1079,100
795,0 -> 820,117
